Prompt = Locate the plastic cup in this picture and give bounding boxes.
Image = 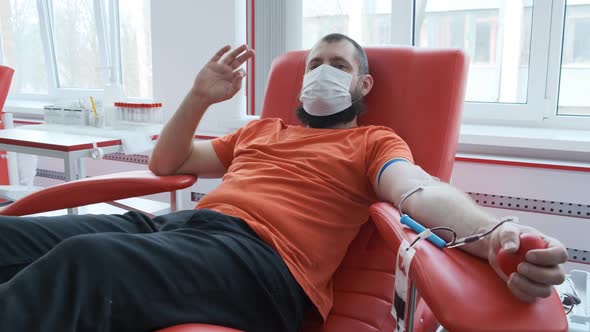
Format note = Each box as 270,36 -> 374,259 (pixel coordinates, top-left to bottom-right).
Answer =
89,112 -> 105,128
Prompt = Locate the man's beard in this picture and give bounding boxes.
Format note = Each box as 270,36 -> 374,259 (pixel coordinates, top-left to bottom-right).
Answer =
296,92 -> 366,129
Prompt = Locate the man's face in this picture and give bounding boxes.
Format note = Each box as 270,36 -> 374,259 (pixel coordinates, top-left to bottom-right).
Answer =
305,40 -> 363,97
296,38 -> 374,129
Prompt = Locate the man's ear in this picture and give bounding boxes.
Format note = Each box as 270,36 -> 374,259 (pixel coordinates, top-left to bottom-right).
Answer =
360,74 -> 374,97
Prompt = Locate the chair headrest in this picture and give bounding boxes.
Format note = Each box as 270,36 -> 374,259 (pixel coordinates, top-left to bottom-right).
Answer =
260,47 -> 468,182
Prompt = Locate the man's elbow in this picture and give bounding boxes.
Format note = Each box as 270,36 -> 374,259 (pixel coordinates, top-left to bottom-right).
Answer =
148,157 -> 175,176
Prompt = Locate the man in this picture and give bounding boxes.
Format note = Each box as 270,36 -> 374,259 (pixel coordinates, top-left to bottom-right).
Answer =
0,34 -> 567,331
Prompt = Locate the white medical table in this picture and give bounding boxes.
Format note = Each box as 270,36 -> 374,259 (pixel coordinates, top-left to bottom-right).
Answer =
0,124 -> 167,214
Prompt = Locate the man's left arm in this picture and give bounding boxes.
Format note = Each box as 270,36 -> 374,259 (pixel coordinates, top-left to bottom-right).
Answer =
374,160 -> 568,302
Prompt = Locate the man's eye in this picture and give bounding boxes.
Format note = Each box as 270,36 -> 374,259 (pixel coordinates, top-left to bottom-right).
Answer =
335,64 -> 347,70
309,65 -> 318,70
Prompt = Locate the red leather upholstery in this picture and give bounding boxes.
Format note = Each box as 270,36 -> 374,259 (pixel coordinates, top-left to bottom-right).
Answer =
0,170 -> 197,216
0,65 -> 13,112
0,66 -> 14,186
300,222 -> 437,332
370,202 -> 568,332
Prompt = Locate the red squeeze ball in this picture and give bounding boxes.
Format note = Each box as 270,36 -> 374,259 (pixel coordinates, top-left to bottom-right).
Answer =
497,233 -> 548,277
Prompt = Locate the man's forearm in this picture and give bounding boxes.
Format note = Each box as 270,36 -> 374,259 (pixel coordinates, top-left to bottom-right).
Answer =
403,183 -> 499,259
148,91 -> 210,175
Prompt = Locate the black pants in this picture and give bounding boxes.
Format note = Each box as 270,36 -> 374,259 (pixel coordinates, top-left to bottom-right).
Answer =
0,209 -> 310,332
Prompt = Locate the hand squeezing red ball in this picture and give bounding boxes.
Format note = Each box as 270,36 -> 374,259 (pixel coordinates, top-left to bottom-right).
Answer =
488,222 -> 568,302
497,233 -> 548,277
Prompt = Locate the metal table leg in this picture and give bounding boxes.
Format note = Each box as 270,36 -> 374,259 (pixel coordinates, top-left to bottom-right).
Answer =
64,154 -> 79,215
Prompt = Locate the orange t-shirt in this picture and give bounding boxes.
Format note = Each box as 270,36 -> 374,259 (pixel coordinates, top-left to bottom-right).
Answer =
197,118 -> 413,321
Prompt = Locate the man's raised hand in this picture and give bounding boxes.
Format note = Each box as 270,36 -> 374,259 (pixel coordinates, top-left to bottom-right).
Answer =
191,44 -> 255,106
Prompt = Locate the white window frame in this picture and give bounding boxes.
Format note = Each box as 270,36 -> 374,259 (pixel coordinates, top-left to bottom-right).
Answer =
427,0 -> 590,131
250,0 -> 590,128
2,0 -> 142,116
245,0 -> 590,164
542,0 -> 590,130
252,1 -> 536,120
459,0 -> 552,126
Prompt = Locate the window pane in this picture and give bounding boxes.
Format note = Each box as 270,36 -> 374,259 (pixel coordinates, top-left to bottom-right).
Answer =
558,1 -> 590,116
415,0 -> 533,104
302,0 -> 391,49
119,0 -> 152,98
0,0 -> 49,94
474,20 -> 494,64
51,0 -> 104,89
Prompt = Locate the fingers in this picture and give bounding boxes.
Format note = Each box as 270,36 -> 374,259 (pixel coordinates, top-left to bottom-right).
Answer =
518,262 -> 566,285
508,273 -> 553,300
209,44 -> 254,67
231,49 -> 255,69
231,69 -> 246,92
526,237 -> 568,266
497,222 -> 521,253
221,44 -> 254,68
210,45 -> 231,62
507,275 -> 536,302
489,252 -> 509,281
507,253 -> 565,302
221,44 -> 247,64
233,68 -> 246,79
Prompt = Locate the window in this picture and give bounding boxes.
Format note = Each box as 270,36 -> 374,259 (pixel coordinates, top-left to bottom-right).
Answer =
0,0 -> 152,106
303,15 -> 349,48
365,12 -> 391,44
562,6 -> 590,64
415,3 -> 531,104
558,2 -> 590,116
413,0 -> 590,127
252,0 -> 590,129
520,7 -> 533,66
473,18 -> 496,64
417,11 -> 473,50
300,0 -> 534,104
118,0 -> 152,98
573,19 -> 590,61
302,0 -> 393,48
51,0 -> 104,89
0,0 -> 50,94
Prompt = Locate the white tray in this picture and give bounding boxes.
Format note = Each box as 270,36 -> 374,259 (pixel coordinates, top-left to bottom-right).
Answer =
566,270 -> 590,332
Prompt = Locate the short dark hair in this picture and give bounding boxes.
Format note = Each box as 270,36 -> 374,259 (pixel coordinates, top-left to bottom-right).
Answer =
318,33 -> 369,75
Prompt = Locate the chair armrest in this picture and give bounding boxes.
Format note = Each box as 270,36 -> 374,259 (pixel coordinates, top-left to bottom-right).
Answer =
0,170 -> 197,216
369,202 -> 568,332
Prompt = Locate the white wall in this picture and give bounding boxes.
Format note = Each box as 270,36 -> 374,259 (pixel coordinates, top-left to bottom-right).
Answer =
148,0 -> 245,208
151,0 -> 247,136
451,160 -> 590,272
34,0 -> 244,210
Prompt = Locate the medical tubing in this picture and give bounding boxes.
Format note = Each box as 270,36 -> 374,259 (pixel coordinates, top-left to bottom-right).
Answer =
409,229 -> 433,248
400,214 -> 447,249
443,217 -> 517,248
397,185 -> 424,216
